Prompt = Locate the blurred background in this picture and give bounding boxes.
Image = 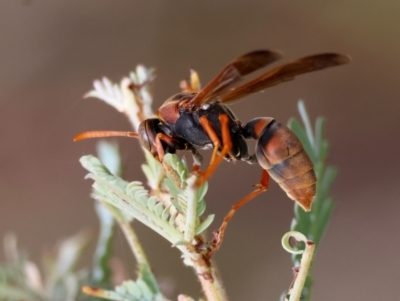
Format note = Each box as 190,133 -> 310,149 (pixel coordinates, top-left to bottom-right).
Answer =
1,1 -> 399,300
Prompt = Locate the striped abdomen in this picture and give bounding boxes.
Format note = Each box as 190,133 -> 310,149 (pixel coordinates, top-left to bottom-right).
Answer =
246,117 -> 316,211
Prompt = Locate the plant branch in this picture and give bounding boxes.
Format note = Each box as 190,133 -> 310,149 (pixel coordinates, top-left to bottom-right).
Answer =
281,231 -> 315,301
288,241 -> 315,301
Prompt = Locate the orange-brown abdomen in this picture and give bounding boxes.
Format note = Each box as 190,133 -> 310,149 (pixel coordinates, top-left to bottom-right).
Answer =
255,119 -> 316,211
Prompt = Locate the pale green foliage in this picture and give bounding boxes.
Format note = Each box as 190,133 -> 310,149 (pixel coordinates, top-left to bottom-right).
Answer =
284,100 -> 337,301
79,65 -> 216,301
80,152 -> 214,246
84,141 -> 167,301
0,232 -> 90,301
80,144 -> 216,301
90,141 -> 121,286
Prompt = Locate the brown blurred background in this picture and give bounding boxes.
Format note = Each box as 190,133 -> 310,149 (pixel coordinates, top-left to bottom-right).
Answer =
1,1 -> 399,300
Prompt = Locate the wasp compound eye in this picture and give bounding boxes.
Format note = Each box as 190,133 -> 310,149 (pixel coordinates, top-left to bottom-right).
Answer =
138,119 -> 156,153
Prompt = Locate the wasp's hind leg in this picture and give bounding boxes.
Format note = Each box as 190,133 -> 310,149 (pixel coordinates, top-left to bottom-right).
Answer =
207,169 -> 269,258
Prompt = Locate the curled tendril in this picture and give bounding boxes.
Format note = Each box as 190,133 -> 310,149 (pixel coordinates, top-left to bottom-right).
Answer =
281,231 -> 308,254
281,231 -> 315,301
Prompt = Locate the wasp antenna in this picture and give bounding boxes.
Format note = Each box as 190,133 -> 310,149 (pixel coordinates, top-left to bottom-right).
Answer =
73,131 -> 139,141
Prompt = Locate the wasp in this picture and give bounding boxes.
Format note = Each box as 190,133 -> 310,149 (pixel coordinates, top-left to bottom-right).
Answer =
75,50 -> 350,253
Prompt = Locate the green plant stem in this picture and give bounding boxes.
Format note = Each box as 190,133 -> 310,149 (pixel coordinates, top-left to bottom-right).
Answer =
116,215 -> 149,269
175,236 -> 228,301
173,243 -> 227,301
289,241 -> 315,301
196,262 -> 228,301
154,163 -> 227,301
101,201 -> 157,282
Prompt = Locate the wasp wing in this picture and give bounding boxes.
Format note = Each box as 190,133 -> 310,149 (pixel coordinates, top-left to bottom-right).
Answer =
219,53 -> 351,104
187,50 -> 282,108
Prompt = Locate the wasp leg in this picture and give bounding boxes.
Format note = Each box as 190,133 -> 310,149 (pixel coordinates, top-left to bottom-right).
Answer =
155,133 -> 184,162
153,133 -> 167,162
156,133 -> 189,187
197,114 -> 233,186
207,169 -> 269,258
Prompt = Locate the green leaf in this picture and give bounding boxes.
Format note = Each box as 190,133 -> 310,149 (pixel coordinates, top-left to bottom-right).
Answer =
91,202 -> 115,286
141,151 -> 165,189
54,230 -> 91,277
314,117 -> 326,159
80,155 -> 184,245
195,214 -> 215,235
195,182 -> 208,203
298,100 -> 315,148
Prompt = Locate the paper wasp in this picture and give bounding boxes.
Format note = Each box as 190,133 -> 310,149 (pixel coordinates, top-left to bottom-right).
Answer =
75,50 -> 350,253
